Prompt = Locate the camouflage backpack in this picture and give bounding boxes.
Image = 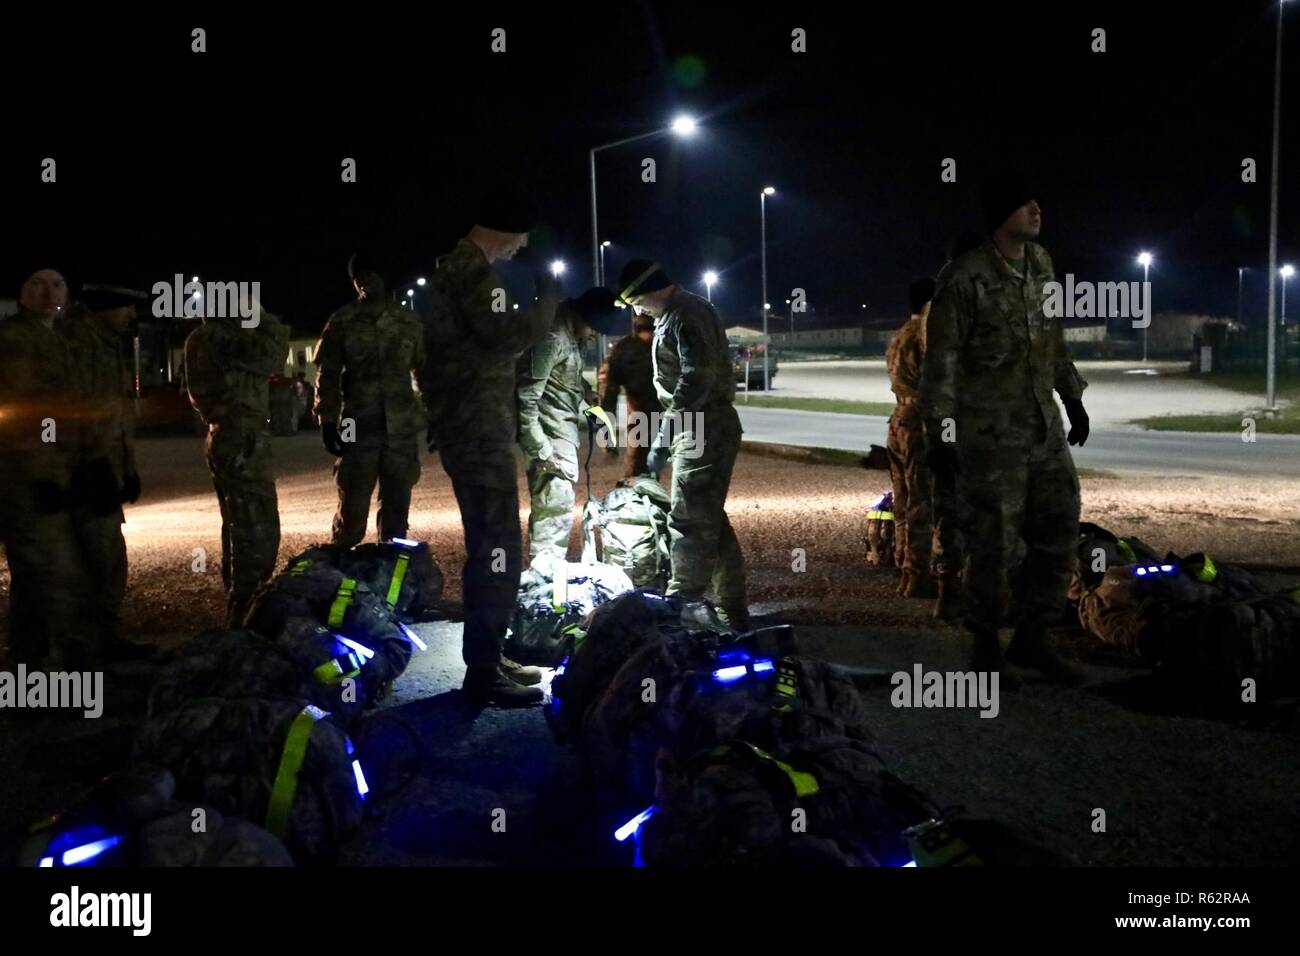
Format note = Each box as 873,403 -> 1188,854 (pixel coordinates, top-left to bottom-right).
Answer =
581,477 -> 673,590
863,491 -> 896,568
506,558 -> 634,667
274,541 -> 444,623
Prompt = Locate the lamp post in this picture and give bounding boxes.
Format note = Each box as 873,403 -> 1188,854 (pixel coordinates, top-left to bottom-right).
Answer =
703,270 -> 718,302
599,240 -> 611,286
1266,0 -> 1290,412
1282,264 -> 1295,328
760,186 -> 776,390
1137,251 -> 1153,362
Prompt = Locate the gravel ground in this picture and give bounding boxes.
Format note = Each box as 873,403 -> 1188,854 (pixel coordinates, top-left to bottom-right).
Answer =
2,431 -> 1298,865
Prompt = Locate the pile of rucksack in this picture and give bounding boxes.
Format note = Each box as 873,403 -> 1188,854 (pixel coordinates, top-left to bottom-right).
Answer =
505,554 -> 634,667
82,541 -> 441,866
1071,523 -> 1300,700
863,490 -> 896,568
581,477 -> 673,591
545,590 -> 987,866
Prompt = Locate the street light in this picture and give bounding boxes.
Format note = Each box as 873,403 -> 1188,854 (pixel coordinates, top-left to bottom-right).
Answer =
670,115 -> 698,136
416,277 -> 427,287
550,259 -> 567,278
1283,264 -> 1295,327
761,186 -> 777,390
703,270 -> 718,301
1265,0 -> 1290,412
1238,267 -> 1249,326
1137,251 -> 1153,362
786,298 -> 793,336
599,240 -> 611,286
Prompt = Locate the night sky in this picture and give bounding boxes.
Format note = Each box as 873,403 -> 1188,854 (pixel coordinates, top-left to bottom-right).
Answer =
5,1 -> 1298,333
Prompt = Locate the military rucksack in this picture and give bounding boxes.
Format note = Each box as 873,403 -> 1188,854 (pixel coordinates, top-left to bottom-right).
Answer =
506,558 -> 634,667
863,491 -> 896,568
273,541 -> 444,623
581,477 -> 673,590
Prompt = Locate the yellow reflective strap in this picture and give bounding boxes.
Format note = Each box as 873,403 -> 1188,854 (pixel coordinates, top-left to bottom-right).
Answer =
291,559 -> 311,574
328,578 -> 356,627
386,553 -> 411,609
1116,539 -> 1136,563
1193,554 -> 1217,583
265,705 -> 326,838
553,563 -> 569,611
312,654 -> 361,686
584,405 -> 617,448
735,741 -> 820,799
866,509 -> 895,521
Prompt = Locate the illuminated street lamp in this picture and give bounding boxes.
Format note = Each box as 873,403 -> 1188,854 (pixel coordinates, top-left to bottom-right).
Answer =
761,186 -> 777,390
1136,251 -> 1153,362
703,270 -> 718,301
1282,264 -> 1295,327
550,259 -> 567,278
599,240 -> 611,285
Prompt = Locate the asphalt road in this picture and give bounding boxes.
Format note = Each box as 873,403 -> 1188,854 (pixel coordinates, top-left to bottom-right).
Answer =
734,405 -> 1300,478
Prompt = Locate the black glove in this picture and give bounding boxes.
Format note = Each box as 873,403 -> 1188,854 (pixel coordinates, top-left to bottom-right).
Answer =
926,442 -> 961,479
425,422 -> 438,454
73,457 -> 123,515
1063,398 -> 1090,447
321,422 -> 348,457
120,471 -> 142,504
32,480 -> 70,514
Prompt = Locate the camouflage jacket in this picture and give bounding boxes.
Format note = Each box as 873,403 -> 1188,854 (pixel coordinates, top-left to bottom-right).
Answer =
652,287 -> 736,418
919,240 -> 1087,448
516,303 -> 586,460
885,315 -> 925,406
184,312 -> 290,430
0,309 -> 81,485
600,331 -> 659,412
57,305 -> 137,480
419,238 -> 556,488
314,299 -> 425,443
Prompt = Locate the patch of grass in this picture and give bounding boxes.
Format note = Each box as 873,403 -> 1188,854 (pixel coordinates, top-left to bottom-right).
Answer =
738,395 -> 897,416
1077,467 -> 1121,479
1130,412 -> 1300,434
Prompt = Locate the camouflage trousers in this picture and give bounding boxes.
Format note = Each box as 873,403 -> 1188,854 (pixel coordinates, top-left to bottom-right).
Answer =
72,504 -> 128,647
448,473 -> 522,670
526,437 -> 578,561
0,480 -> 92,667
957,437 -> 1080,635
331,435 -> 421,549
666,403 -> 747,615
206,423 -> 280,628
886,406 -> 933,574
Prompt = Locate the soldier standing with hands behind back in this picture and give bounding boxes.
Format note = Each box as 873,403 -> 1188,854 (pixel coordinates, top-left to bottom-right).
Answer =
920,171 -> 1090,686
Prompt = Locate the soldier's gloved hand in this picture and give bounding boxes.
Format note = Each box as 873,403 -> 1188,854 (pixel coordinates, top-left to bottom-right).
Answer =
73,457 -> 123,515
926,443 -> 961,479
425,422 -> 438,454
321,422 -> 348,457
32,480 -> 70,514
120,471 -> 142,504
646,443 -> 671,477
1063,398 -> 1090,447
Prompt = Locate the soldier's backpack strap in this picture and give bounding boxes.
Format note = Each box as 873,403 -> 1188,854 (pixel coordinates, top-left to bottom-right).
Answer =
266,704 -> 327,838
695,741 -> 820,800
290,558 -> 312,575
385,554 -> 412,610
866,507 -> 895,521
328,578 -> 357,627
313,650 -> 363,686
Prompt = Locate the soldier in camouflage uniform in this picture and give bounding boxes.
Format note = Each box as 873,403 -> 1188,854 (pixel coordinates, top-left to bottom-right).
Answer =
617,260 -> 749,632
314,254 -> 426,549
516,287 -> 622,563
185,299 -> 290,627
919,172 -> 1090,684
419,188 -> 556,707
0,266 -> 91,667
885,277 -> 938,600
58,289 -> 153,659
599,312 -> 661,478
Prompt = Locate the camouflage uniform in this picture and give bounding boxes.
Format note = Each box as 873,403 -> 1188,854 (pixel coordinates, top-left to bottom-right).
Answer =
419,238 -> 555,669
58,304 -> 137,648
884,315 -> 932,574
314,299 -> 425,548
600,330 -> 660,478
517,303 -> 585,560
0,309 -> 90,666
652,288 -> 747,615
928,260 -> 966,582
185,312 -> 290,627
919,240 -> 1087,638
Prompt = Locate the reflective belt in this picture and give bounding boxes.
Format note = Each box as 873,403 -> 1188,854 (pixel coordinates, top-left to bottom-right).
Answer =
553,563 -> 569,612
1190,554 -> 1217,583
312,651 -> 362,686
266,705 -> 327,838
866,509 -> 895,521
386,554 -> 411,610
290,559 -> 311,574
1115,539 -> 1136,564
328,578 -> 357,627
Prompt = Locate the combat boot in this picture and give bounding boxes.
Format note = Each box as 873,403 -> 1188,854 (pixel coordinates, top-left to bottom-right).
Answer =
968,630 -> 1021,691
719,604 -> 752,633
463,665 -> 545,707
1005,625 -> 1084,686
896,570 -> 911,596
932,576 -> 961,622
678,600 -> 730,633
500,655 -> 544,686
903,572 -> 937,599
